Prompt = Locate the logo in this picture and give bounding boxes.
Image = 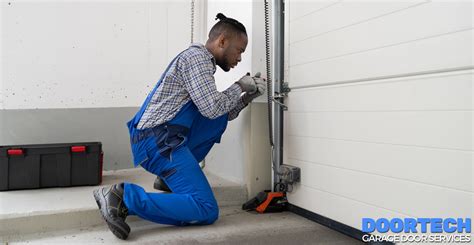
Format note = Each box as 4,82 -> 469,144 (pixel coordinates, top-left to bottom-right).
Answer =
361,218 -> 471,243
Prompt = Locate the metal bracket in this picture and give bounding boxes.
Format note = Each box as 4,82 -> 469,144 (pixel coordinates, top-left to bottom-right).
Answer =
275,164 -> 301,192
271,82 -> 291,111
271,97 -> 288,111
281,82 -> 291,95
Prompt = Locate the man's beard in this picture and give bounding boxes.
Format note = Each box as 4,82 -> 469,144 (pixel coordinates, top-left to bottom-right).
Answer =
217,53 -> 231,72
217,60 -> 231,72
219,65 -> 230,72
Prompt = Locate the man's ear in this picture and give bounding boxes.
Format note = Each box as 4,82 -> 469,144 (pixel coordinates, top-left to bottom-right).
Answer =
217,34 -> 227,49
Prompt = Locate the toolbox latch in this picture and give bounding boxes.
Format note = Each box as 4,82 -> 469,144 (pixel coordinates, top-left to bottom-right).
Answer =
7,149 -> 24,156
71,146 -> 86,153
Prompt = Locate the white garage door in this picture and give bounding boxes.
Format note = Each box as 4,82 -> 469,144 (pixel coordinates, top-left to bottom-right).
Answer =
284,0 -> 473,235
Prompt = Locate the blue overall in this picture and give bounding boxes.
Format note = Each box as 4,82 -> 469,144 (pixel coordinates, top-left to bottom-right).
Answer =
123,54 -> 229,226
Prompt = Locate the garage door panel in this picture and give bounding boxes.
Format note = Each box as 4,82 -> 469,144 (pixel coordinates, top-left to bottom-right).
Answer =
288,0 -> 340,22
288,183 -> 411,232
286,136 -> 472,192
289,29 -> 473,88
290,159 -> 472,218
289,1 -> 426,44
285,0 -> 472,232
290,1 -> 473,66
472,77 -> 474,109
287,72 -> 473,112
287,111 -> 472,151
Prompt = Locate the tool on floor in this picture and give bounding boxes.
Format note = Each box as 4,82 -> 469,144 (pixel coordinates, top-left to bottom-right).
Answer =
242,165 -> 300,213
242,190 -> 288,213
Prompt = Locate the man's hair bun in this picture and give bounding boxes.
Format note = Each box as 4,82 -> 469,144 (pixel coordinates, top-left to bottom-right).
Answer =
208,13 -> 247,40
215,13 -> 227,21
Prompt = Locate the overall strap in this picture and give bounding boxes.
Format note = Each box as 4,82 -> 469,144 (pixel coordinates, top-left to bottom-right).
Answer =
132,50 -> 186,127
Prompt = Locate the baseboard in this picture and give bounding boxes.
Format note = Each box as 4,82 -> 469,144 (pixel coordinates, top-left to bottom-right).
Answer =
288,204 -> 394,245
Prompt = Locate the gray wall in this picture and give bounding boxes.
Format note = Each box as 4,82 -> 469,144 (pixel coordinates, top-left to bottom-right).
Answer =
0,107 -> 138,170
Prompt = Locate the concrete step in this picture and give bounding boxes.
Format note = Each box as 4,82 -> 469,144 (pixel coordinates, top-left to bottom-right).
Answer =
0,168 -> 247,240
3,206 -> 363,245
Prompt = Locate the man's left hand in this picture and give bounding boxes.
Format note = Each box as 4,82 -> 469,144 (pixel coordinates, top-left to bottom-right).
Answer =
242,76 -> 266,104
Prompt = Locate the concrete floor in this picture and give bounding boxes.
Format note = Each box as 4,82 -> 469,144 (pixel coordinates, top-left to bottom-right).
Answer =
0,168 -> 247,238
0,168 -> 363,244
0,168 -> 245,218
5,206 -> 363,245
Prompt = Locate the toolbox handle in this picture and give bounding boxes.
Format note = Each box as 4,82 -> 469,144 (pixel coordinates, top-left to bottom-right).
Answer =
7,149 -> 24,156
71,146 -> 86,153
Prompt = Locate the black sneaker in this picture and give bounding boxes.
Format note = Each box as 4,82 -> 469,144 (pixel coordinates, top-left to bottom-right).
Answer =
93,183 -> 130,240
153,176 -> 171,192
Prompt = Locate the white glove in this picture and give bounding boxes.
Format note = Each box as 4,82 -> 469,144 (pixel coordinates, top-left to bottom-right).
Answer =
236,73 -> 257,93
242,72 -> 266,104
252,72 -> 265,87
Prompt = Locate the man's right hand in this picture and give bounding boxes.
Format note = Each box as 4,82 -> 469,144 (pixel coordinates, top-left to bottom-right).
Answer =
236,73 -> 258,93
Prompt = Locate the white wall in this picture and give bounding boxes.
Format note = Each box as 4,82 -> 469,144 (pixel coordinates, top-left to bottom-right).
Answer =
1,0 -> 191,109
203,0 -> 254,184
204,0 -> 272,191
0,0 -> 194,170
285,0 -> 473,237
1,0 -> 268,183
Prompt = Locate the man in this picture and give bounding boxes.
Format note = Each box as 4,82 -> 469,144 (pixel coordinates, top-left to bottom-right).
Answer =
93,13 -> 266,240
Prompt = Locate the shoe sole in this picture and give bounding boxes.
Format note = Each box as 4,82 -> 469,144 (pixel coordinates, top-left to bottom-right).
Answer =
93,189 -> 130,240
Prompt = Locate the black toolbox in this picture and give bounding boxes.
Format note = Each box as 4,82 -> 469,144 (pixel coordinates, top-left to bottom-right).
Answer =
0,142 -> 103,191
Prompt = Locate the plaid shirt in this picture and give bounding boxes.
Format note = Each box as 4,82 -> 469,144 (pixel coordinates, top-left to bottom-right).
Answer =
137,43 -> 247,129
